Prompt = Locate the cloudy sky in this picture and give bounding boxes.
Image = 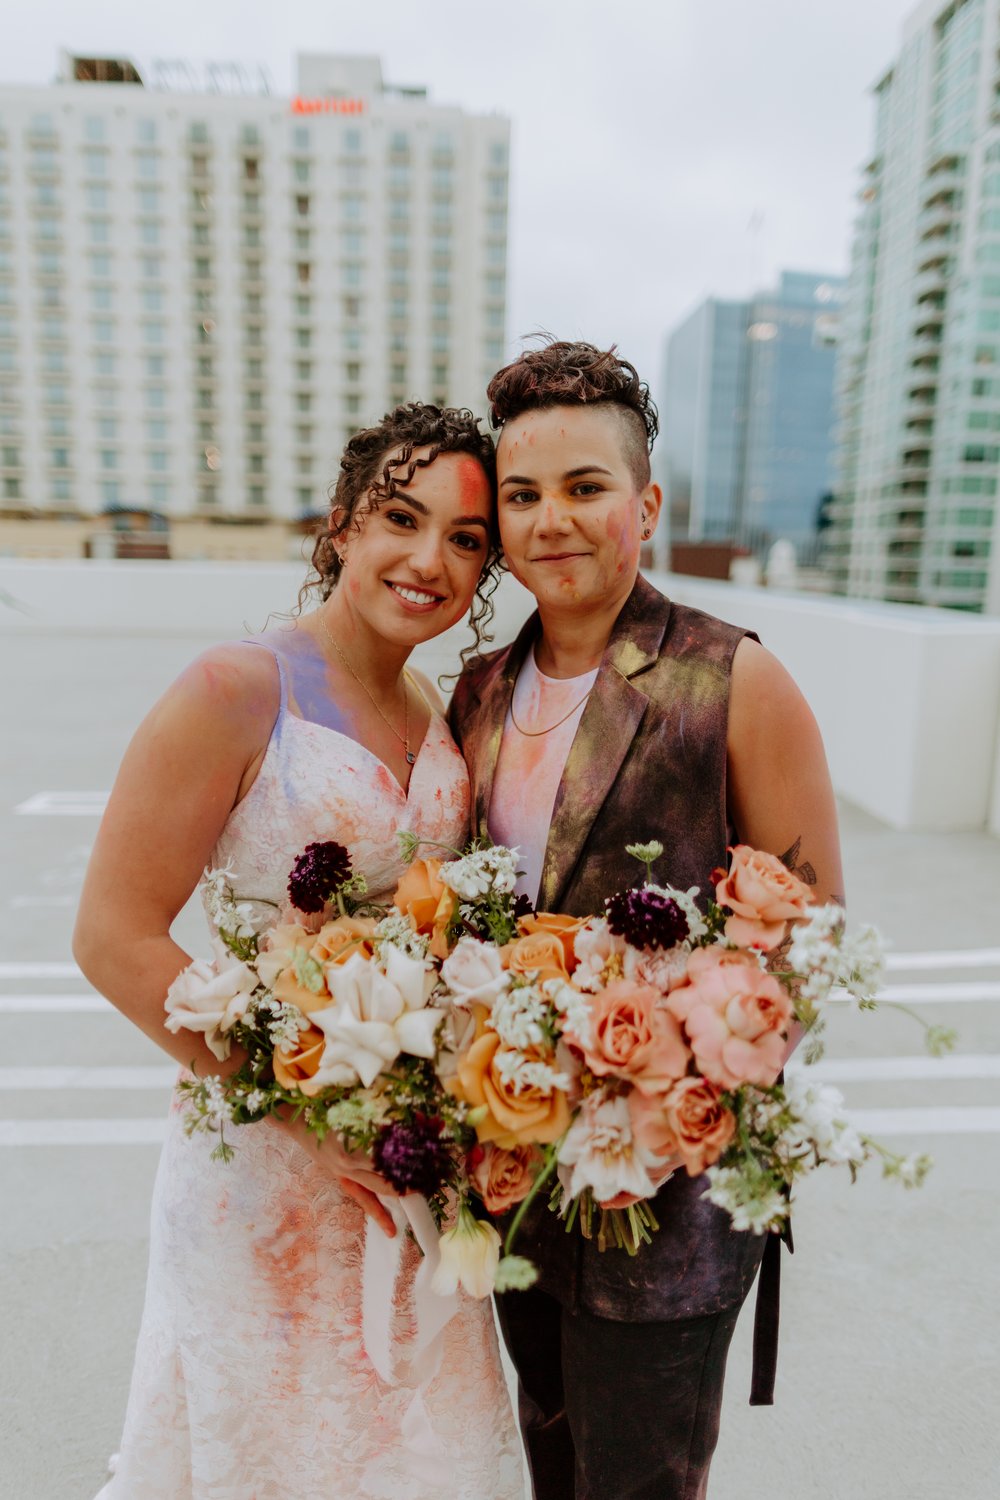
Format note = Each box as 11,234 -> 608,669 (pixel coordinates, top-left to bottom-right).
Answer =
6,0 -> 918,395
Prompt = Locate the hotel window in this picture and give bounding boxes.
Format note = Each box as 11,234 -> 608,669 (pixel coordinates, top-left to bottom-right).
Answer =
137,187 -> 159,213
50,447 -> 70,469
293,126 -> 310,150
99,449 -> 118,471
140,222 -> 161,247
84,116 -> 105,143
295,328 -> 312,349
149,451 -> 168,472
137,151 -> 158,180
3,477 -> 22,498
101,480 -> 121,505
295,295 -> 311,317
296,392 -> 312,413
248,453 -> 264,474
296,360 -> 312,381
146,387 -> 166,410
88,251 -> 112,277
296,195 -> 310,217
92,319 -> 114,344
83,149 -> 107,178
52,478 -> 71,502
293,159 -> 311,184
86,185 -> 108,211
91,286 -> 112,311
149,481 -> 168,507
243,158 -> 259,181
145,355 -> 165,378
248,485 -> 266,506
147,419 -> 167,440
247,421 -> 264,442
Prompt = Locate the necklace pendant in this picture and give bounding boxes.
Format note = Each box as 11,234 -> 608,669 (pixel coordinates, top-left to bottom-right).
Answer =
405,750 -> 416,765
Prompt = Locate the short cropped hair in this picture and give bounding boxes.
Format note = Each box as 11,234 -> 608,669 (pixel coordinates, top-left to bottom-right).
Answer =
486,339 -> 659,489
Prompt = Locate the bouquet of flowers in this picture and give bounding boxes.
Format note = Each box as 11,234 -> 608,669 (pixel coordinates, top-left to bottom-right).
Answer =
168,835 -> 952,1297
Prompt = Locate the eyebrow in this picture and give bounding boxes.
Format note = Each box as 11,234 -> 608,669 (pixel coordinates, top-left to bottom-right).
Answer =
500,465 -> 614,487
390,494 -> 490,529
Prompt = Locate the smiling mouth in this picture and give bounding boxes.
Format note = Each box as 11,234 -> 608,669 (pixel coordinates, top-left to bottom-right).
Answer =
386,581 -> 445,606
532,552 -> 589,563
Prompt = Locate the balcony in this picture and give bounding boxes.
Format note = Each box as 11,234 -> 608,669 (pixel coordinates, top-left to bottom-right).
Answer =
913,311 -> 944,338
904,403 -> 936,428
918,204 -> 961,239
910,340 -> 941,369
914,266 -> 949,302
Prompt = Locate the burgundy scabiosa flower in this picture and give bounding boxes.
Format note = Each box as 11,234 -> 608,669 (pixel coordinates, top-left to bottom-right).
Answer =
605,886 -> 691,951
372,1115 -> 452,1196
287,840 -> 353,914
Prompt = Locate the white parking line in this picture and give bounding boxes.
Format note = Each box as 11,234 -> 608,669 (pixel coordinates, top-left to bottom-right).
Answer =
0,994 -> 108,1012
0,1119 -> 168,1145
850,1107 -> 1000,1134
3,1107 -> 999,1146
0,1067 -> 176,1090
0,962 -> 83,978
14,791 -> 108,816
829,981 -> 1000,1004
792,1054 -> 1000,1082
885,948 -> 1000,971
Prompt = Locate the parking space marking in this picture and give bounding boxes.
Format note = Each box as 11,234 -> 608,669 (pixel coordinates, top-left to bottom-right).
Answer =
14,791 -> 108,816
0,994 -> 108,1012
850,1106 -> 1000,1134
791,1054 -> 1000,1082
0,1067 -> 176,1090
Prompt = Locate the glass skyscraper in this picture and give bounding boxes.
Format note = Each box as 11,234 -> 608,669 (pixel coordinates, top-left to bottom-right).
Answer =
826,0 -> 1000,613
659,271 -> 843,562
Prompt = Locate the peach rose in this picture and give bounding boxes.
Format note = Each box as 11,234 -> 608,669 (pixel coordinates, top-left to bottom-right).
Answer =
662,1075 -> 736,1176
714,845 -> 813,951
517,912 -> 588,973
455,1031 -> 571,1148
311,915 -> 376,967
394,858 -> 449,932
574,978 -> 690,1096
256,921 -> 330,1012
272,1019 -> 326,1091
471,1142 -> 542,1214
667,948 -> 791,1090
502,931 -> 571,985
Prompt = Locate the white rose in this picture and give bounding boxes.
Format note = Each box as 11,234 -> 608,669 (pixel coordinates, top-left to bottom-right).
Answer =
307,951 -> 443,1090
164,938 -> 257,1060
441,936 -> 511,1010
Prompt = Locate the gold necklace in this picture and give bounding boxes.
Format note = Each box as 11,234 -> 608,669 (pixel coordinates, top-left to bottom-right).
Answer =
317,612 -> 415,765
509,686 -> 594,738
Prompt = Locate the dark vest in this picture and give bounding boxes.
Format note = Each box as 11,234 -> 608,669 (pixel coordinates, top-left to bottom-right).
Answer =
449,573 -> 767,1323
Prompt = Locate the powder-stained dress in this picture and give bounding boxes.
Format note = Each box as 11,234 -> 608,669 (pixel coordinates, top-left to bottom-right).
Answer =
95,645 -> 523,1500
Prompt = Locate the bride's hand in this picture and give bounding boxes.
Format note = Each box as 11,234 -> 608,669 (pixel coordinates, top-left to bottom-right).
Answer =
274,1114 -> 398,1238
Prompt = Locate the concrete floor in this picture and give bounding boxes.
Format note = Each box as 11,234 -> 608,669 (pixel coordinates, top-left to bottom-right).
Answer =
2,578 -> 999,1499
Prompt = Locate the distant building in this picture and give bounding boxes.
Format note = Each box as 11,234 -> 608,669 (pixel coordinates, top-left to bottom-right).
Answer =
659,271 -> 843,567
0,51 -> 509,530
826,0 -> 1000,613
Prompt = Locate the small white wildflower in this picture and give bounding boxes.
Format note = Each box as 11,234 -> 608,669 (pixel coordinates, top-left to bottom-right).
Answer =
440,845 -> 519,900
545,978 -> 594,1050
245,1089 -> 268,1114
702,1167 -> 788,1234
265,1002 -> 310,1050
373,912 -> 430,963
493,1050 -> 570,1095
203,1076 -> 235,1127
489,984 -> 551,1050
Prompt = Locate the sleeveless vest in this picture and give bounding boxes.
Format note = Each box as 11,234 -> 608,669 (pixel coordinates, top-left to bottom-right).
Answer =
450,574 -> 770,1326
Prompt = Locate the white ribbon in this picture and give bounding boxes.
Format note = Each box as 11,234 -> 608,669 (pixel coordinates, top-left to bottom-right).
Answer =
361,1193 -> 461,1487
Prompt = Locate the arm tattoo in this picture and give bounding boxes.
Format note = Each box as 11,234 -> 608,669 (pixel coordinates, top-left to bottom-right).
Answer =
778,835 -> 817,887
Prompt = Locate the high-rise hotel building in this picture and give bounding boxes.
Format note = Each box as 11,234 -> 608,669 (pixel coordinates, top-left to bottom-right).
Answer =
825,0 -> 1000,613
0,52 -> 509,531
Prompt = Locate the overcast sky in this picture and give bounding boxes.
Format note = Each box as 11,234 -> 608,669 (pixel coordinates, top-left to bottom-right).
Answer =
5,0 -> 918,397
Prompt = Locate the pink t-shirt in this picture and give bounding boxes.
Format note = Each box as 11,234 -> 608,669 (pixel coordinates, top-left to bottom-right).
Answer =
488,647 -> 598,905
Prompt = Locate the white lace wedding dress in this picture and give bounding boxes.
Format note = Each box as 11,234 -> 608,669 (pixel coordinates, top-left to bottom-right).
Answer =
95,644 -> 523,1500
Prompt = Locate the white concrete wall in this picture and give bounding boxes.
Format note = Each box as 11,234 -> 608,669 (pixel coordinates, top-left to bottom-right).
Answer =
3,559 -> 999,835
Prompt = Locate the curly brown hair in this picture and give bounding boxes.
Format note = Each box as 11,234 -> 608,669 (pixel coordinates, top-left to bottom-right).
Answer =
300,403 -> 503,661
486,339 -> 659,488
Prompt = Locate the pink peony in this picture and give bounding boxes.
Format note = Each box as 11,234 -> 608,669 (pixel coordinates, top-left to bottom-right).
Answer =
666,948 -> 791,1089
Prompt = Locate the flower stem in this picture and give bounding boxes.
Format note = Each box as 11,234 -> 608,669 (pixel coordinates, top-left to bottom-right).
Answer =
503,1139 -> 562,1256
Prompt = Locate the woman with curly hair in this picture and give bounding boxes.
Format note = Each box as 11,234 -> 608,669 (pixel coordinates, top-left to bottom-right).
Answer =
74,405 -> 523,1499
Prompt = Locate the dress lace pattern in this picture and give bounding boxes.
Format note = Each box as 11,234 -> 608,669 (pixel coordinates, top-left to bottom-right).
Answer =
95,645 -> 523,1500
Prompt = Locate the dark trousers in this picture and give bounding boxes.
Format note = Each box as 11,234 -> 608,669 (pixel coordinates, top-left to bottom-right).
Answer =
496,1286 -> 740,1500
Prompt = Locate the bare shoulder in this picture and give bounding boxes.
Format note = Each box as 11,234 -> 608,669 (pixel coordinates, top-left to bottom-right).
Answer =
730,636 -> 818,735
152,640 -> 281,743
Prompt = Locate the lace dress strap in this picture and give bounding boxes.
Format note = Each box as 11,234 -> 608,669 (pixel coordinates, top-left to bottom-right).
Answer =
238,638 -> 289,725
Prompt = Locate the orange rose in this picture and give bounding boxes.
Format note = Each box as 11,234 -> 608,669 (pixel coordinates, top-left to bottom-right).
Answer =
517,912 -> 589,973
574,978 -> 690,1095
311,915 -> 376,967
661,1075 -> 736,1176
273,1019 -> 326,1091
257,921 -> 330,1012
394,858 -> 448,931
471,1142 -> 542,1213
714,845 -> 813,951
502,931 -> 570,985
455,1031 -> 571,1148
